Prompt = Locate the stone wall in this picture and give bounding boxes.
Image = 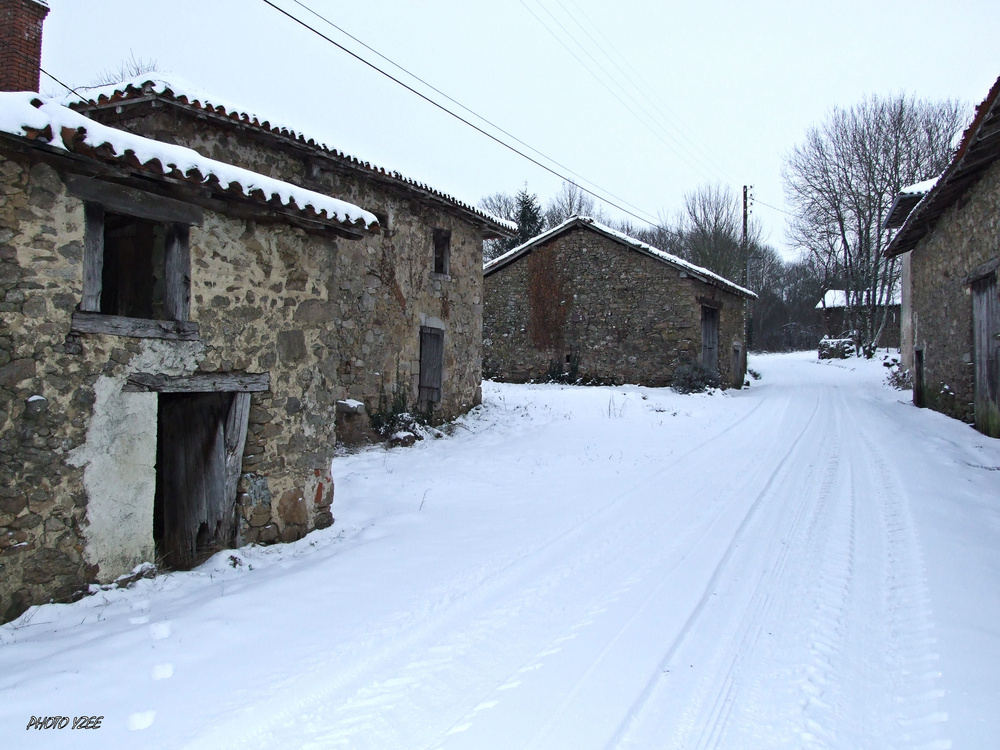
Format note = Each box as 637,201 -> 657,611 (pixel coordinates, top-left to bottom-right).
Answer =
484,227 -> 747,388
909,159 -> 1000,424
84,105 -> 486,426
0,150 -> 368,622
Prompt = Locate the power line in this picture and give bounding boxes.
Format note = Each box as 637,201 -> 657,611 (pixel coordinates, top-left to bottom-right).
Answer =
556,0 -> 733,181
285,0 -> 650,222
521,0 -> 722,185
259,0 -> 659,225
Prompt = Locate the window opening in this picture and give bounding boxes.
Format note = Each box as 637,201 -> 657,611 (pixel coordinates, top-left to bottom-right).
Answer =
433,228 -> 451,275
101,212 -> 167,319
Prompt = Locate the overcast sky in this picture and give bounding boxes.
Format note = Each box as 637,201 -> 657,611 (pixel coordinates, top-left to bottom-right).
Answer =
40,0 -> 1000,260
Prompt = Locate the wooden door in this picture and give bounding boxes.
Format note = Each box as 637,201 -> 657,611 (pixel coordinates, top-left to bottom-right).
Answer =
972,274 -> 1000,436
155,391 -> 250,568
701,306 -> 719,374
419,326 -> 444,406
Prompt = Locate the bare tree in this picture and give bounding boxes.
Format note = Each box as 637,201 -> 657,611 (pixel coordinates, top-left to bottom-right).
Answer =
783,93 -> 967,356
90,51 -> 159,87
543,181 -> 607,226
479,191 -> 518,262
674,183 -> 760,284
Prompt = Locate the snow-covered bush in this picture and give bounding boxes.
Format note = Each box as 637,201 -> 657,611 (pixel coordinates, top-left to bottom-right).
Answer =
671,360 -> 721,394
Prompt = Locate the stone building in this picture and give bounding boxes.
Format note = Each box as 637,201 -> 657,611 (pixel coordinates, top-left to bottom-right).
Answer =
815,289 -> 901,349
69,77 -> 511,424
483,217 -> 754,388
886,75 -> 1000,437
0,7 -> 510,622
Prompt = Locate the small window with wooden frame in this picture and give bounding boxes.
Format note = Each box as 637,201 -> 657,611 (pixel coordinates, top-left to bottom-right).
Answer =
432,227 -> 451,276
69,176 -> 202,341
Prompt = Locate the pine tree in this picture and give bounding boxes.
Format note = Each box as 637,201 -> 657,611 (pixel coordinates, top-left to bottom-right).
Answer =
509,187 -> 544,252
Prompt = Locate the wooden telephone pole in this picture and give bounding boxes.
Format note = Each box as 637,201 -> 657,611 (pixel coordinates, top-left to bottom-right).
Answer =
743,185 -> 753,352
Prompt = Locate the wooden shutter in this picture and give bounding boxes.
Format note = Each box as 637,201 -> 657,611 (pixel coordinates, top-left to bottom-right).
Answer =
419,326 -> 444,404
701,306 -> 719,373
971,273 -> 1000,436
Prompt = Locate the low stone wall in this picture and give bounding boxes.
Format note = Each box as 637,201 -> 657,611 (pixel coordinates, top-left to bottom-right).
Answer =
910,160 -> 1000,424
484,227 -> 747,388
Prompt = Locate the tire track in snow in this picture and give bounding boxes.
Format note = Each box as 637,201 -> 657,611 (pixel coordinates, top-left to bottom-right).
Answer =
182,389 -> 788,749
603,385 -> 827,749
848,404 -> 947,749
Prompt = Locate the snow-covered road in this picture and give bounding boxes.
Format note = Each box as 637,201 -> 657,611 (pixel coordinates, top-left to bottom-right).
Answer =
3,352 -> 999,749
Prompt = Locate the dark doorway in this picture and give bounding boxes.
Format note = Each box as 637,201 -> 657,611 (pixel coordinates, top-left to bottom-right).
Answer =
913,349 -> 925,408
154,391 -> 248,568
971,274 -> 999,436
701,306 -> 720,374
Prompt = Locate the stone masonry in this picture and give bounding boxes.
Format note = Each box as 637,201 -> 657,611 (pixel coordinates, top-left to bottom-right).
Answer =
0,150 -> 360,620
484,221 -> 750,388
75,87 -> 503,428
907,159 -> 1000,424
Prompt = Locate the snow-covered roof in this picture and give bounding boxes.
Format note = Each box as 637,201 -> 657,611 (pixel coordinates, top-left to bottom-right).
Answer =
815,289 -> 900,309
0,91 -> 378,233
900,176 -> 939,195
67,76 -> 515,236
885,175 -> 941,230
484,216 -> 756,299
887,74 -> 1000,256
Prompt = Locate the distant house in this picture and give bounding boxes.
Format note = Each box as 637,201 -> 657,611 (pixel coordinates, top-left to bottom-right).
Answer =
886,75 -> 1000,437
483,217 -> 755,388
0,1 -> 511,623
815,289 -> 901,348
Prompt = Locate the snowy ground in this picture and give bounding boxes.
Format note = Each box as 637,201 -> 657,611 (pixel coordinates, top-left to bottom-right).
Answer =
2,352 -> 999,749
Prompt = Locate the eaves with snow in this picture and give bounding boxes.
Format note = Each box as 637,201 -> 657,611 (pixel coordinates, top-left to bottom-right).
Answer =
484,216 -> 757,299
0,91 -> 379,238
886,74 -> 1000,254
66,76 -> 516,239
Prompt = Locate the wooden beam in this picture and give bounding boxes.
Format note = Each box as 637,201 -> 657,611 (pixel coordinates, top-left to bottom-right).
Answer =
124,372 -> 271,393
81,202 -> 104,312
67,174 -> 204,225
71,311 -> 200,340
163,224 -> 191,321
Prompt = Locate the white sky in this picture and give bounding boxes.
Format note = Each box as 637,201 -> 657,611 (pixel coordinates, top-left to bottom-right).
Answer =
40,0 -> 1000,260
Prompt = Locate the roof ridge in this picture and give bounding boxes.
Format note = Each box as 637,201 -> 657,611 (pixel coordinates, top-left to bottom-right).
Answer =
66,76 -> 515,233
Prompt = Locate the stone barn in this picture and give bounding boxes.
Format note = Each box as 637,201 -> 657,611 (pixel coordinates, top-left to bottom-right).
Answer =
69,77 -> 512,424
0,4 -> 511,623
886,74 -> 1000,437
483,217 -> 754,388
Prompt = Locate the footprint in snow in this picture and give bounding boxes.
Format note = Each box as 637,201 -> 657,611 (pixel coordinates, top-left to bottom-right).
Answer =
152,664 -> 174,680
128,711 -> 156,730
149,622 -> 171,640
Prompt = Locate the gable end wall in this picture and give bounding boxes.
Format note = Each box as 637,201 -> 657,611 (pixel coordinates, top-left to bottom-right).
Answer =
484,228 -> 746,387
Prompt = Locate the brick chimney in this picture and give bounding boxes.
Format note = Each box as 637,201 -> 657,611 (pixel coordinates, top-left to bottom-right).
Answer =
0,0 -> 49,92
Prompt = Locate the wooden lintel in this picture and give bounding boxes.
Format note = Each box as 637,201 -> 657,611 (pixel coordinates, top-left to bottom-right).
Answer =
67,174 -> 204,225
124,372 -> 271,393
963,257 -> 1000,286
71,311 -> 200,340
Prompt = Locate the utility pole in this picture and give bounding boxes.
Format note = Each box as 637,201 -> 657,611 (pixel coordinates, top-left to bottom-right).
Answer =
743,185 -> 753,353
